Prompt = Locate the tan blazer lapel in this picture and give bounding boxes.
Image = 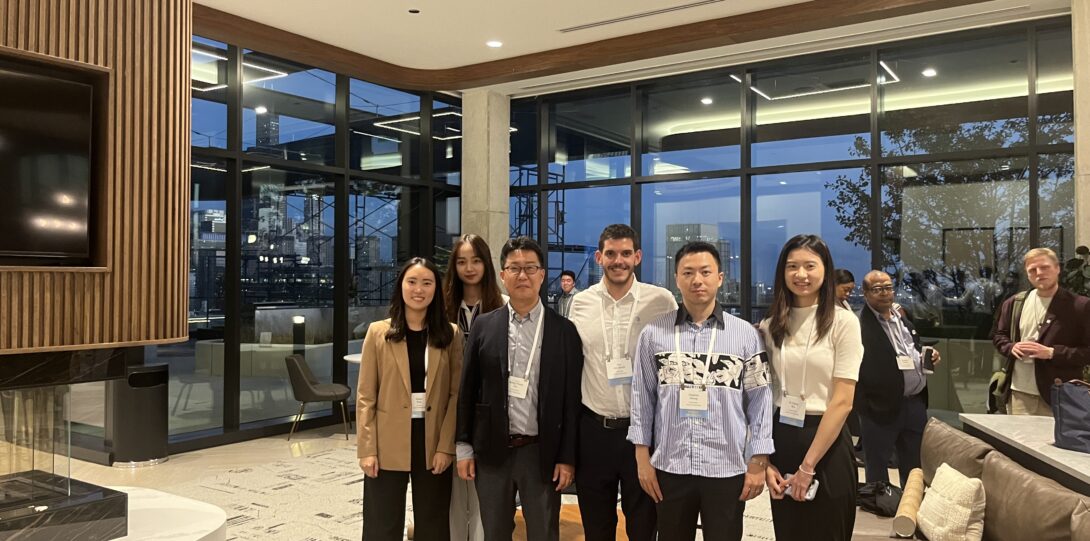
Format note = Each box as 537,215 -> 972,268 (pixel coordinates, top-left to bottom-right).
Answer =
393,339 -> 412,395
425,343 -> 441,402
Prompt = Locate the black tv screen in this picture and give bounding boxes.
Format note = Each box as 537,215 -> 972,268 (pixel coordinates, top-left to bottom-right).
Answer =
0,61 -> 93,265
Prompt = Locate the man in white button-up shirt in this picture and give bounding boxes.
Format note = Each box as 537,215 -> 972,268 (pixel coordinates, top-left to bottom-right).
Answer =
569,224 -> 677,541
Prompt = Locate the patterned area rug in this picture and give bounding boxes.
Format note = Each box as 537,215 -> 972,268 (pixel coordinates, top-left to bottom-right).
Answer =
167,445 -> 776,540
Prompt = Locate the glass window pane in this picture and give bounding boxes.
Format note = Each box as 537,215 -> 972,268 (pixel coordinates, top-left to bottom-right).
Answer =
642,75 -> 741,175
191,37 -> 228,149
881,158 -> 1028,414
544,185 -> 630,308
752,169 -> 872,315
158,157 -> 228,434
510,192 -> 538,239
1039,153 -> 1075,262
1037,27 -> 1074,145
347,180 -> 426,400
240,164 -> 336,424
349,80 -> 421,177
642,178 -> 742,309
511,100 -> 538,186
242,51 -> 336,165
433,100 -> 462,185
435,193 -> 461,264
880,33 -> 1029,156
549,93 -> 632,183
752,54 -> 871,167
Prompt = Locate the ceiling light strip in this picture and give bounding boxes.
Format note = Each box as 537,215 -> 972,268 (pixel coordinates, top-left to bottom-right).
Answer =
559,0 -> 725,33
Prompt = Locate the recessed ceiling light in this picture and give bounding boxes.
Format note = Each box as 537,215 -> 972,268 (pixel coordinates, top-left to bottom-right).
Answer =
486,40 -> 503,48
408,9 -> 420,14
254,105 -> 268,114
700,97 -> 713,105
779,181 -> 787,185
921,68 -> 937,77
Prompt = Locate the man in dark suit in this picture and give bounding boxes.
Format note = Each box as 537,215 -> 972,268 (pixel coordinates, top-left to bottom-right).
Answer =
456,236 -> 584,541
992,247 -> 1090,415
855,270 -> 940,487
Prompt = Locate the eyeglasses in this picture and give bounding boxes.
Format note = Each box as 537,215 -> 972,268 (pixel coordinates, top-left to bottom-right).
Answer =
503,265 -> 542,276
867,285 -> 895,294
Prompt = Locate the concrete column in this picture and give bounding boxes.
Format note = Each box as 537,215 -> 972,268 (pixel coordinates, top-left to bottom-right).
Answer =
460,89 -> 511,267
1074,0 -> 1090,248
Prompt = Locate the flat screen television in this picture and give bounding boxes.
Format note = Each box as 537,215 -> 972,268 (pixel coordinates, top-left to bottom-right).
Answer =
0,59 -> 94,266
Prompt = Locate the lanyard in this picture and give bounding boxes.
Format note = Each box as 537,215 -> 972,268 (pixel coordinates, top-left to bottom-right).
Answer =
509,306 -> 545,380
780,310 -> 816,399
673,314 -> 720,386
601,286 -> 641,358
882,312 -> 914,357
423,332 -> 429,390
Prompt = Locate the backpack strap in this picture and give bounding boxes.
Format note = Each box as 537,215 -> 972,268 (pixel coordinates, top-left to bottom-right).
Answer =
1009,290 -> 1029,343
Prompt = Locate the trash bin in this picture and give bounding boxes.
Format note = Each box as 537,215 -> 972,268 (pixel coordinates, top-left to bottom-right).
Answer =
107,364 -> 169,466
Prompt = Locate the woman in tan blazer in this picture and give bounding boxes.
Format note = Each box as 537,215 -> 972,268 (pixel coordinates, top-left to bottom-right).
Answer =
357,257 -> 463,541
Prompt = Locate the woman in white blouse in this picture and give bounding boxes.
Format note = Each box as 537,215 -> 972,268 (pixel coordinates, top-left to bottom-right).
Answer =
759,234 -> 863,541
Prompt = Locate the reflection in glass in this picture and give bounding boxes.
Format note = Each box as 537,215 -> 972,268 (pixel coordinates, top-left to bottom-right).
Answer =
242,51 -> 336,165
642,178 -> 741,308
549,93 -> 631,183
240,164 -> 336,424
1039,154 -> 1075,262
435,193 -> 461,270
349,80 -> 420,177
642,76 -> 741,175
154,158 -> 229,434
880,33 -> 1028,156
191,36 -> 228,149
1037,27 -> 1074,145
881,158 -> 1029,414
752,170 -> 870,313
511,101 -> 537,186
752,55 -> 871,166
545,185 -> 630,308
433,100 -> 462,185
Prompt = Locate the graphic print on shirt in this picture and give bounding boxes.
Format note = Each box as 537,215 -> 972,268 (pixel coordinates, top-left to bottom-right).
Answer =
652,351 -> 769,389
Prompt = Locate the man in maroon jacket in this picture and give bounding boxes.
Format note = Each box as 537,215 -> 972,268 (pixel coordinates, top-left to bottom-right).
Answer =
992,247 -> 1090,415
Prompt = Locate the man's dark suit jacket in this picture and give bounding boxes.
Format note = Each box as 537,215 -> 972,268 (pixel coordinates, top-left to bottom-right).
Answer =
855,306 -> 928,425
992,287 -> 1090,405
456,303 -> 583,481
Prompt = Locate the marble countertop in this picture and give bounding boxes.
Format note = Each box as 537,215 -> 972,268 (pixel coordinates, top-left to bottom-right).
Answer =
959,413 -> 1090,488
109,486 -> 227,541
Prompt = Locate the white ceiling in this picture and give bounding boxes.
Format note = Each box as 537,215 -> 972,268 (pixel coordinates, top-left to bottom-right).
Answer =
192,0 -> 811,70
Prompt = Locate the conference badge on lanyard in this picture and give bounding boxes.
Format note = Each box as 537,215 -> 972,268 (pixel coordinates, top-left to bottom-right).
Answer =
675,320 -> 717,420
412,341 -> 430,419
606,356 -> 633,386
509,311 -> 544,400
779,394 -> 806,427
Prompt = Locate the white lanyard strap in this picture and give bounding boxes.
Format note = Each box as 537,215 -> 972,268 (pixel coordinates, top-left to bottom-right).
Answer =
883,313 -> 913,356
674,314 -> 719,386
601,287 -> 641,358
781,312 -> 816,398
510,307 -> 545,380
423,333 -> 429,390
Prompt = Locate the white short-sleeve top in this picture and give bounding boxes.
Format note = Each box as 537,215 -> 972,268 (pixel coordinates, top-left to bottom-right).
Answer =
760,305 -> 863,414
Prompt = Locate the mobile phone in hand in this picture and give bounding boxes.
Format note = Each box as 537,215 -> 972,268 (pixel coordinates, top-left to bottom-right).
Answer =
782,473 -> 819,501
921,346 -> 936,374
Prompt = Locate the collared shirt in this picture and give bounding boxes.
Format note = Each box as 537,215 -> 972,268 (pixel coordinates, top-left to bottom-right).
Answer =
628,304 -> 775,478
557,289 -> 579,318
867,305 -> 926,396
507,300 -> 544,436
570,279 -> 678,418
1012,290 -> 1053,395
458,300 -> 479,339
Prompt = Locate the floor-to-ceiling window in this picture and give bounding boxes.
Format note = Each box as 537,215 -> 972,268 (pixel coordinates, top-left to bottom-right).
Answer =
163,34 -> 457,448
511,18 -> 1075,416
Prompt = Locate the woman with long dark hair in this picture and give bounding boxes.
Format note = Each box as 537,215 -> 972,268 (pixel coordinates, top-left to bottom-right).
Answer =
442,234 -> 505,541
357,257 -> 462,541
759,235 -> 863,540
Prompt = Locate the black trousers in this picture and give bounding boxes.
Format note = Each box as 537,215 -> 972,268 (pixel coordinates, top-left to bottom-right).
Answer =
860,393 -> 926,487
655,470 -> 745,541
769,413 -> 857,541
476,442 -> 561,541
362,420 -> 452,541
575,410 -> 656,541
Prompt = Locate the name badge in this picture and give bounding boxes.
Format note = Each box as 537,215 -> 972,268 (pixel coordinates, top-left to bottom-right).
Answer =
896,355 -> 915,371
780,395 -> 806,427
508,376 -> 530,399
679,385 -> 709,419
411,392 -> 426,419
606,356 -> 633,386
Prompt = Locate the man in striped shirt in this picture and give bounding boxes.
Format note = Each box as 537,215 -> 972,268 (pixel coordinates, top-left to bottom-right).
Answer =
628,241 -> 774,541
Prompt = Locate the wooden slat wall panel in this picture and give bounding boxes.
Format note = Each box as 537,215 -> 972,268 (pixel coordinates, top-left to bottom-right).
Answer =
0,0 -> 190,354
